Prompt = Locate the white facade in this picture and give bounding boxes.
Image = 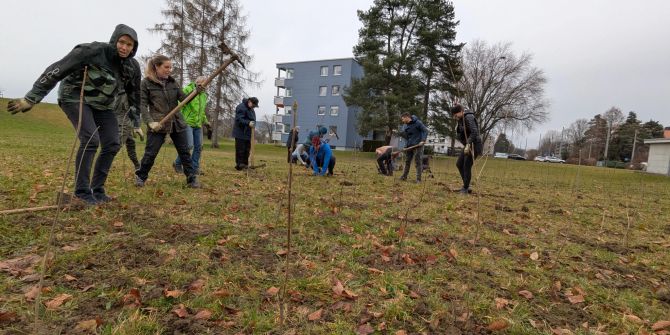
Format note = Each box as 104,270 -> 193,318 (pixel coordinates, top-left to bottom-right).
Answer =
644,138 -> 670,176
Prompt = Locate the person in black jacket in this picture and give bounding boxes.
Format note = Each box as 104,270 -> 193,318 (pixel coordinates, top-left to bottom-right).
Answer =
7,24 -> 141,205
398,113 -> 428,182
232,97 -> 258,170
450,105 -> 483,194
134,55 -> 201,188
286,126 -> 300,163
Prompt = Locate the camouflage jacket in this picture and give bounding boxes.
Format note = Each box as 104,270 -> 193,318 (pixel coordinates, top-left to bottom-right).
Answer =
140,76 -> 189,134
24,24 -> 140,112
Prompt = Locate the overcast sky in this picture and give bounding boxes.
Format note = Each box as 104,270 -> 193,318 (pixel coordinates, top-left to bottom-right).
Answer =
1,0 -> 668,148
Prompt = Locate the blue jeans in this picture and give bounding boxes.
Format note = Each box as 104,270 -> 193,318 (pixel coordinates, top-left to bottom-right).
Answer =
174,125 -> 202,172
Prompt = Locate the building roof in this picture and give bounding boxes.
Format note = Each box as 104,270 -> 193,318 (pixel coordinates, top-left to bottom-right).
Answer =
277,57 -> 358,67
643,138 -> 670,144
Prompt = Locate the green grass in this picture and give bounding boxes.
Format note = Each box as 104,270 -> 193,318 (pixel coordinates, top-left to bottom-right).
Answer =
1,98 -> 670,334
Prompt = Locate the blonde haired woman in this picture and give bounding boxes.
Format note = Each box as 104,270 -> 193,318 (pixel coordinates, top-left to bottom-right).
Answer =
135,55 -> 201,188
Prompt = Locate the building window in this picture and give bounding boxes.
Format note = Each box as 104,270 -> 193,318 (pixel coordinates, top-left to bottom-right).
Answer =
317,106 -> 326,115
320,66 -> 328,76
285,88 -> 292,97
285,106 -> 292,114
330,105 -> 339,116
319,86 -> 327,96
275,123 -> 284,133
331,85 -> 340,96
286,68 -> 294,79
333,65 -> 342,76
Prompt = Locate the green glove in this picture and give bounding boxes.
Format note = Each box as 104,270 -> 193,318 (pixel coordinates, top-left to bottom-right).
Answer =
7,98 -> 34,114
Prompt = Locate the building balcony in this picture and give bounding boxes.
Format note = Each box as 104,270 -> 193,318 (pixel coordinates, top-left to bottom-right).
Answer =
274,96 -> 285,108
274,78 -> 286,88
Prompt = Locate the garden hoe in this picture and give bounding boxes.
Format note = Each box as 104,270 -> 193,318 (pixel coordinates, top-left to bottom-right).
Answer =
0,192 -> 86,216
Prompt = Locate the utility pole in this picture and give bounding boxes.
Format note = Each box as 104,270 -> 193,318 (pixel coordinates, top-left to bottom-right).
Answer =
630,129 -> 638,165
603,120 -> 612,167
559,126 -> 565,158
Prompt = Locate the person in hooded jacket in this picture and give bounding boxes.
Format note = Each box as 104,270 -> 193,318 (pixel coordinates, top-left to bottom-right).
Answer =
134,55 -> 201,188
232,97 -> 258,170
7,24 -> 141,205
398,112 -> 428,182
450,105 -> 483,194
309,137 -> 336,176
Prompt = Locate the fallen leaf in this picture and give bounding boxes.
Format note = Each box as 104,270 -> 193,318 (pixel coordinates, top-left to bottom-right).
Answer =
173,304 -> 188,318
481,247 -> 492,256
112,221 -> 124,228
122,288 -> 141,307
61,245 -> 79,251
518,290 -> 534,299
45,293 -> 72,309
487,319 -> 509,331
401,254 -> 415,265
449,248 -> 458,260
266,287 -> 280,296
395,331 -> 408,335
64,274 -> 77,282
163,289 -> 184,298
652,321 -> 670,331
188,278 -> 207,293
409,290 -> 420,299
276,249 -> 288,256
0,311 -> 18,323
308,308 -> 323,321
194,309 -> 213,320
332,280 -> 345,296
367,267 -> 384,274
623,313 -> 644,324
356,323 -> 374,335
74,318 -> 100,332
530,252 -> 539,261
24,286 -> 41,301
495,297 -> 510,309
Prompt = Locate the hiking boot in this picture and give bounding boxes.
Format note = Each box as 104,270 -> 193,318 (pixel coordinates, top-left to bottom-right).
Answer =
173,162 -> 183,173
134,175 -> 145,187
399,176 -> 407,181
458,187 -> 470,195
413,179 -> 421,184
93,192 -> 114,203
187,176 -> 201,188
75,193 -> 99,206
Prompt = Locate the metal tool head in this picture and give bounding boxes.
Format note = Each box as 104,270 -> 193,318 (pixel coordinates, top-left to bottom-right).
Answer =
219,41 -> 246,69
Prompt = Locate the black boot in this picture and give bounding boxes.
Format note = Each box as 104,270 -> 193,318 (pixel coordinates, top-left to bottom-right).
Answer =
187,175 -> 201,188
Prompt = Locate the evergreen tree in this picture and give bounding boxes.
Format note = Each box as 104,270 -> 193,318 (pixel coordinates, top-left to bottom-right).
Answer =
494,133 -> 514,153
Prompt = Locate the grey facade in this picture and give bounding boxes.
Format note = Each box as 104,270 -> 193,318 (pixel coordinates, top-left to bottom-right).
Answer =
273,58 -> 368,149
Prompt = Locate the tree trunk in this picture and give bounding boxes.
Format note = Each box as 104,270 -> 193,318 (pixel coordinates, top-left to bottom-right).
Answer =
178,0 -> 185,87
421,60 -> 433,121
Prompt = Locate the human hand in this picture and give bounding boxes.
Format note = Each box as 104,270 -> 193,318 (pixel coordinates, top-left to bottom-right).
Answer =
7,98 -> 33,114
148,122 -> 162,131
133,127 -> 144,141
249,121 -> 255,128
464,143 -> 471,155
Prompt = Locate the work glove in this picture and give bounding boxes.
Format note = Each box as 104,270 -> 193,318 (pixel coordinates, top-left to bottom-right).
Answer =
133,127 -> 144,141
248,121 -> 255,128
464,143 -> 471,155
7,98 -> 34,114
148,122 -> 162,132
418,141 -> 425,146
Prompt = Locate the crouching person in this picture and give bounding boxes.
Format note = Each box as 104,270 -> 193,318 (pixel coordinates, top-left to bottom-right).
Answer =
135,55 -> 201,188
375,145 -> 400,176
309,137 -> 336,176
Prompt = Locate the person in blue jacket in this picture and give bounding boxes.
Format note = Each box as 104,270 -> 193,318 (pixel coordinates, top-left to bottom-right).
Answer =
309,137 -> 336,176
398,112 -> 428,182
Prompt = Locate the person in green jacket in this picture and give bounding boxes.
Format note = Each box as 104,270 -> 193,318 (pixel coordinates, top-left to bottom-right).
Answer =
173,76 -> 208,175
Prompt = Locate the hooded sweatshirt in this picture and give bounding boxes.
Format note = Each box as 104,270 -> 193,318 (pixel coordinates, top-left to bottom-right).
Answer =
399,115 -> 428,147
24,24 -> 140,112
233,98 -> 256,140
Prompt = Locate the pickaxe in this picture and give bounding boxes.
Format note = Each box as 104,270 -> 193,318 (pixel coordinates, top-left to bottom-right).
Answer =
158,42 -> 246,126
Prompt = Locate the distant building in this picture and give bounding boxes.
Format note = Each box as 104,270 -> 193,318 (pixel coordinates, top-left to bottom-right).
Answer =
644,138 -> 670,176
272,58 -> 369,149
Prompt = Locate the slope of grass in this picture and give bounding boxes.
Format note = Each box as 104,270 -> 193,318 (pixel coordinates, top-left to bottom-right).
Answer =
1,99 -> 669,334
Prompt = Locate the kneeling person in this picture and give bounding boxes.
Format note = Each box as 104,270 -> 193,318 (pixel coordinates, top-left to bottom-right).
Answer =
309,138 -> 335,176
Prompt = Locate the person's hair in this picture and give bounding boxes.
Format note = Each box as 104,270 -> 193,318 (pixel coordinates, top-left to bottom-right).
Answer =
195,76 -> 207,85
145,55 -> 170,83
449,105 -> 464,115
400,112 -> 411,118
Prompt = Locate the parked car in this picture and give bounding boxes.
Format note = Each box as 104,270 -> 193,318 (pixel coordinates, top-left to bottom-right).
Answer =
534,156 -> 546,162
507,154 -> 526,160
494,152 -> 508,159
545,156 -> 565,163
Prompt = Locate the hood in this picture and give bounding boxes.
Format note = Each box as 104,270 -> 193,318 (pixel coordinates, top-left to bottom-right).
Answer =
410,115 -> 418,123
109,24 -> 139,58
242,98 -> 249,106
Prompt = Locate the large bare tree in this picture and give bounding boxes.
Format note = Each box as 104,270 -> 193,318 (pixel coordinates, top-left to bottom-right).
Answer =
458,40 -> 549,144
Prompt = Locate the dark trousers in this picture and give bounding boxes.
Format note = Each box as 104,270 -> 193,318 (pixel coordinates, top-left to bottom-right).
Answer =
136,130 -> 195,181
456,143 -> 483,189
60,102 -> 120,197
235,138 -> 251,168
124,136 -> 140,169
316,156 -> 336,175
377,148 -> 393,175
401,147 -> 423,181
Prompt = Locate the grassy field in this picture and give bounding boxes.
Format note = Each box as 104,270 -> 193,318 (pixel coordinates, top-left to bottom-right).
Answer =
1,98 -> 670,334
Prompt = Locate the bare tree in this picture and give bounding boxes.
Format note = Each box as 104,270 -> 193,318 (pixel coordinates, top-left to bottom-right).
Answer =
261,114 -> 274,143
458,40 -> 549,144
567,118 -> 589,157
149,0 -> 193,86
